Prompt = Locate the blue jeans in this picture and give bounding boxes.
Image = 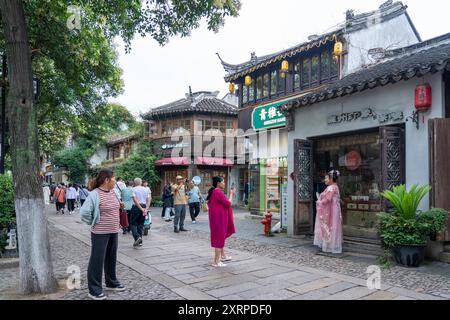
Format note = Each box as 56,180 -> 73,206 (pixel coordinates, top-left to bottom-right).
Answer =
130,224 -> 143,241
174,204 -> 186,230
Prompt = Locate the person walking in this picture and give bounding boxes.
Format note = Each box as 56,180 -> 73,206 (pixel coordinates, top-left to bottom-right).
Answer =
79,185 -> 90,207
50,183 -> 57,202
80,169 -> 126,300
114,177 -> 126,200
172,176 -> 188,233
121,181 -> 134,234
66,184 -> 77,215
187,180 -> 202,224
313,170 -> 343,254
53,184 -> 66,214
162,181 -> 174,222
130,178 -> 151,248
75,184 -> 81,209
206,176 -> 236,267
43,184 -> 51,205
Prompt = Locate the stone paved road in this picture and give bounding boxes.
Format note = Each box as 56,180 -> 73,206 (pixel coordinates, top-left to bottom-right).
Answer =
0,205 -> 448,300
159,206 -> 450,299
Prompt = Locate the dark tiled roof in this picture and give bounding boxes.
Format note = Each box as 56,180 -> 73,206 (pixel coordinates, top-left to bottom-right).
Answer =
221,1 -> 410,82
143,92 -> 238,120
282,33 -> 450,111
106,133 -> 139,146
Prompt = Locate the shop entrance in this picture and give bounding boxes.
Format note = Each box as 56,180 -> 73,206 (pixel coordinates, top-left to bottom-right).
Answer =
293,126 -> 405,244
197,168 -> 228,195
164,168 -> 189,186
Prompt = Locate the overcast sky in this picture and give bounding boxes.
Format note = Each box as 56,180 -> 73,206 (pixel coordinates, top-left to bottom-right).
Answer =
109,0 -> 450,117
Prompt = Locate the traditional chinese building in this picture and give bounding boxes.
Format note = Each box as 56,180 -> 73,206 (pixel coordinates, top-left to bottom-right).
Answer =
220,1 -> 450,259
142,91 -> 239,200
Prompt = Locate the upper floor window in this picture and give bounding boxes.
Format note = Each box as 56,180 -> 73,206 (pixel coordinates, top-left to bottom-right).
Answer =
240,47 -> 339,107
162,119 -> 191,135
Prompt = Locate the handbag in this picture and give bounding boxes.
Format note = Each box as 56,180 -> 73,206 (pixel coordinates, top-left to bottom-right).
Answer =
202,201 -> 209,212
115,183 -> 129,228
120,208 -> 129,228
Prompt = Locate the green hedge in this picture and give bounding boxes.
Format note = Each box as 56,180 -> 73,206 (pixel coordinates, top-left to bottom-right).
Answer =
0,174 -> 15,253
0,174 -> 15,227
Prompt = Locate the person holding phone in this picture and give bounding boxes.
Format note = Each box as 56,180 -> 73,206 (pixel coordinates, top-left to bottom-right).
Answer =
206,176 -> 236,267
172,175 -> 189,233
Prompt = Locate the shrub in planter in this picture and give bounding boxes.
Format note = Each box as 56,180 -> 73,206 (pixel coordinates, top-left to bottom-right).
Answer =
378,184 -> 448,268
0,174 -> 16,254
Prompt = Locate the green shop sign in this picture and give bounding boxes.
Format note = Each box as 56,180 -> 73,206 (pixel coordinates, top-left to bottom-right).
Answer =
251,101 -> 287,130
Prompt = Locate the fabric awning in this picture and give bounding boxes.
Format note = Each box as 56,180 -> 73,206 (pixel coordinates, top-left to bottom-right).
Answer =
196,157 -> 233,167
155,157 -> 190,166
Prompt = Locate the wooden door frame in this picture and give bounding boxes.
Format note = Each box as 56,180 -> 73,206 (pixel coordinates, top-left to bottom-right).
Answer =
429,118 -> 450,241
293,139 -> 314,235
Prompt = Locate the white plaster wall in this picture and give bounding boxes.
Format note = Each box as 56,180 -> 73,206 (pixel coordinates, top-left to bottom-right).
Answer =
89,147 -> 108,167
344,14 -> 420,76
287,73 -> 444,235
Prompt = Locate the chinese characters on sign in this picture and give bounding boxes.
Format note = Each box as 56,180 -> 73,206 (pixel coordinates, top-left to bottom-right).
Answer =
327,108 -> 404,125
252,101 -> 287,130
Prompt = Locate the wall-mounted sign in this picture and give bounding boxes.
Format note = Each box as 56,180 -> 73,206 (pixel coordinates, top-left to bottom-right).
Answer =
345,150 -> 362,171
252,101 -> 287,130
161,142 -> 190,150
327,108 -> 404,125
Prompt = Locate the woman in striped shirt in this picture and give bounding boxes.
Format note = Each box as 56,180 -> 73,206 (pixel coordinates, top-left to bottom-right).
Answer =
82,169 -> 125,300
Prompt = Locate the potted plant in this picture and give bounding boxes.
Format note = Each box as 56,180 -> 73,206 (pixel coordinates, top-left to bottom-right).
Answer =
378,184 -> 448,268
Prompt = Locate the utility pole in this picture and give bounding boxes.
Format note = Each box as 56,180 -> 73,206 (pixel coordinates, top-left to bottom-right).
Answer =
0,54 -> 6,174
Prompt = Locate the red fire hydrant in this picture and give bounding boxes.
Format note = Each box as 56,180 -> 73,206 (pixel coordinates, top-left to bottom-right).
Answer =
261,212 -> 273,236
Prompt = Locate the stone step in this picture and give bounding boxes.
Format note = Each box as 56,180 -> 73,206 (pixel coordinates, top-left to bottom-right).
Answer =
438,252 -> 450,264
343,240 -> 383,256
444,244 -> 450,252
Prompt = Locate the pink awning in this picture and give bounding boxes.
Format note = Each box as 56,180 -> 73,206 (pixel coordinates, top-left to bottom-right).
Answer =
196,157 -> 233,167
155,157 -> 190,166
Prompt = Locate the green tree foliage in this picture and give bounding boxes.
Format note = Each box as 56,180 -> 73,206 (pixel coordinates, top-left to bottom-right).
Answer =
52,147 -> 89,184
0,174 -> 15,228
75,103 -> 137,151
115,140 -> 159,185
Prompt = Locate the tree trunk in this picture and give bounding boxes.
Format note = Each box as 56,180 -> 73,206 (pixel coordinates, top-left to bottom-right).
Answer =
0,0 -> 57,294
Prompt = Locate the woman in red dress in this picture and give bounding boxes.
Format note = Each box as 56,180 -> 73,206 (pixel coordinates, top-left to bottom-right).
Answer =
206,176 -> 236,267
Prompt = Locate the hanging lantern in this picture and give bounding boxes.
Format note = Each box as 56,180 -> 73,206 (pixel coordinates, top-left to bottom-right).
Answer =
229,83 -> 235,94
333,41 -> 343,56
415,83 -> 432,111
245,75 -> 252,87
281,60 -> 289,73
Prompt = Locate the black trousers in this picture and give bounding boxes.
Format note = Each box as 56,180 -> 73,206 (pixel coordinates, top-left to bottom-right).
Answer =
189,202 -> 201,221
130,205 -> 146,241
67,199 -> 75,212
87,233 -> 120,296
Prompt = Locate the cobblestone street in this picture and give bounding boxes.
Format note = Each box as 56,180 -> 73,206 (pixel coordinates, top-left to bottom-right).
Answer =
0,205 -> 449,300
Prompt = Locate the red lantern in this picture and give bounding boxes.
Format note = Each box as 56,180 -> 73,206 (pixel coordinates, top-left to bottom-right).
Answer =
415,84 -> 432,111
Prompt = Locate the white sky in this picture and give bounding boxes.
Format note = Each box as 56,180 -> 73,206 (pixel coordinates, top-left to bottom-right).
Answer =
109,0 -> 450,117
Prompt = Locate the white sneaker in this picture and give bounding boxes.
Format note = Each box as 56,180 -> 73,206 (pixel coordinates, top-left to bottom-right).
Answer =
192,220 -> 196,224
212,261 -> 227,267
